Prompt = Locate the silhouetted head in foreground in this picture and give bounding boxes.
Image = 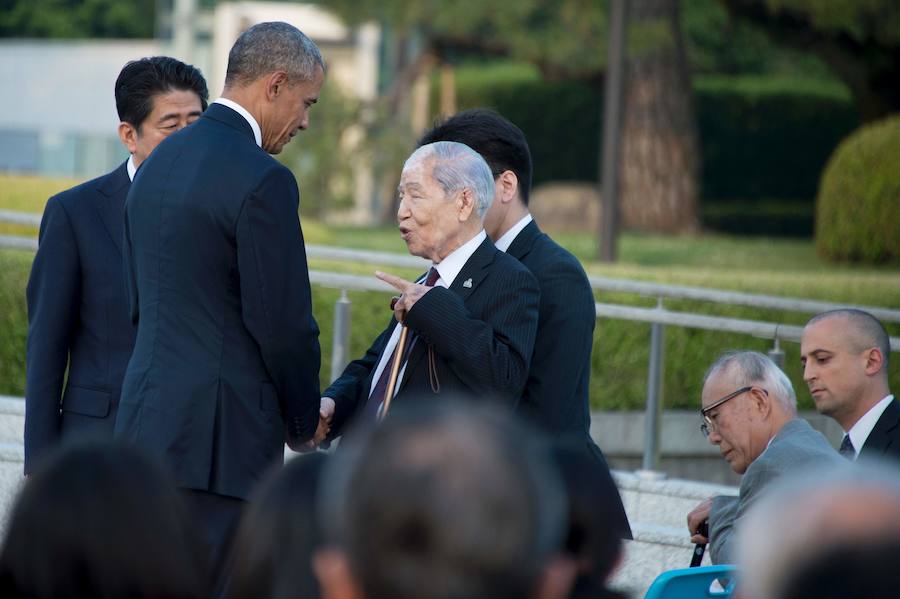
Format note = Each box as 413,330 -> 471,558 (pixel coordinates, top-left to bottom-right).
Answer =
0,442 -> 206,599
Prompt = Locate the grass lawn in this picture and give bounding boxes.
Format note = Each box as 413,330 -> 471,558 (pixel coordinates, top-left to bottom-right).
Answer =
2,173 -> 898,409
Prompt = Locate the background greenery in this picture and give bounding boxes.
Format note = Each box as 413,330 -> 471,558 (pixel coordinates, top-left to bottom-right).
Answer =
816,114 -> 900,263
3,175 -> 898,412
433,63 -> 858,237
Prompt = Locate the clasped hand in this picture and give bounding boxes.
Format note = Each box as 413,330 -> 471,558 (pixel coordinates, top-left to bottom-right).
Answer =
297,397 -> 335,452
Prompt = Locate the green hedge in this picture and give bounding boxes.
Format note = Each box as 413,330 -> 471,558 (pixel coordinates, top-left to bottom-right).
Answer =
4,248 -> 897,412
816,114 -> 900,263
445,71 -> 859,206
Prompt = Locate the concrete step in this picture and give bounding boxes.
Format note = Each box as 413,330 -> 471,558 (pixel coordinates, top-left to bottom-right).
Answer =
0,396 -> 24,445
614,470 -> 737,531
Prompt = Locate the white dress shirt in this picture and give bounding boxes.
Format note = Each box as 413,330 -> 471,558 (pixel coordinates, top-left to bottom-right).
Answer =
846,394 -> 895,459
368,230 -> 487,399
213,98 -> 262,147
493,213 -> 533,253
126,155 -> 136,182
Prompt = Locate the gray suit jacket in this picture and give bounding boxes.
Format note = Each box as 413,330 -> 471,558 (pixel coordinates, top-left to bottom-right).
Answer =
709,418 -> 841,563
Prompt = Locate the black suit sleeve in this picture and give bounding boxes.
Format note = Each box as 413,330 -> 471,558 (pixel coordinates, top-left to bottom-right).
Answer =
24,196 -> 80,473
406,267 -> 539,401
236,165 -> 321,444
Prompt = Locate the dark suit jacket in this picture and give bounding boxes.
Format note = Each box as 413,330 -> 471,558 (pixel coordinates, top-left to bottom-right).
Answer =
325,237 -> 539,436
858,397 -> 900,462
507,220 -> 631,538
117,103 -> 321,500
25,162 -> 135,474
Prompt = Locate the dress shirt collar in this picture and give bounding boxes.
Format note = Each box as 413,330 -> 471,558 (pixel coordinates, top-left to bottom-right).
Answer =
213,98 -> 262,147
432,229 -> 486,288
847,394 -> 895,457
126,155 -> 136,182
494,213 -> 533,252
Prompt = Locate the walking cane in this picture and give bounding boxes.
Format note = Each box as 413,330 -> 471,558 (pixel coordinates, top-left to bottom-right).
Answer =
690,521 -> 708,567
377,297 -> 409,422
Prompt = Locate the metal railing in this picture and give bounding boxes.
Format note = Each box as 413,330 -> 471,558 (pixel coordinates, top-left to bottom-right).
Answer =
4,209 -> 900,472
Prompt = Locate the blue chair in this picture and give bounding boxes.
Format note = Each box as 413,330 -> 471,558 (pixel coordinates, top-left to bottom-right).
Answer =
644,565 -> 737,599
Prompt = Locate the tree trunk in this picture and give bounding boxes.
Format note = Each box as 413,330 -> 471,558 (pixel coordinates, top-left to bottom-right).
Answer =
620,0 -> 700,233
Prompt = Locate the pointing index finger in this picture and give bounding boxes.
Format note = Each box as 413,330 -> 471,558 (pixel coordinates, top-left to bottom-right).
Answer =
375,270 -> 412,292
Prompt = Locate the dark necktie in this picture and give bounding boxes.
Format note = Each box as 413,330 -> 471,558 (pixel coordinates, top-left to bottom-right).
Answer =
363,267 -> 439,421
839,434 -> 855,460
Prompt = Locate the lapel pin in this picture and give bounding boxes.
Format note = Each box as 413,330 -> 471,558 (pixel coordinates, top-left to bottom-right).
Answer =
463,278 -> 473,288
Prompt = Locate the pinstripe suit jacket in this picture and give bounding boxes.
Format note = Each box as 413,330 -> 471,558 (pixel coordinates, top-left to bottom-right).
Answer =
325,237 -> 540,437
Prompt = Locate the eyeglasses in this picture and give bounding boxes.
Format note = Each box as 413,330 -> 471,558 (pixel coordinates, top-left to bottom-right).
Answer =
699,386 -> 761,438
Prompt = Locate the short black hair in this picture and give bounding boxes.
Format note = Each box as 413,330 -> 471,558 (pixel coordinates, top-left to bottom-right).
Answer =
115,56 -> 209,128
0,442 -> 207,599
418,109 -> 534,205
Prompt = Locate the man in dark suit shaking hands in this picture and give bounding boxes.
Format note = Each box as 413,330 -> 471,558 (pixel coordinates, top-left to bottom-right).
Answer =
25,57 -> 208,475
419,110 -> 632,539
118,22 -> 324,581
320,141 -> 540,438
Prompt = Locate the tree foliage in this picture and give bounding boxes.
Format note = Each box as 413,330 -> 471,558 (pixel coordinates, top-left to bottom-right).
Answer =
719,0 -> 900,120
0,0 -> 155,38
317,0 -> 608,81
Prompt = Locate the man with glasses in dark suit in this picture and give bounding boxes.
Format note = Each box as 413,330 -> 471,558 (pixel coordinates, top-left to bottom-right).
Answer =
685,351 -> 840,564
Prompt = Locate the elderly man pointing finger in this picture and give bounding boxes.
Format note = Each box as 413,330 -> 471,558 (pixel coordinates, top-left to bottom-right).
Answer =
320,141 -> 540,438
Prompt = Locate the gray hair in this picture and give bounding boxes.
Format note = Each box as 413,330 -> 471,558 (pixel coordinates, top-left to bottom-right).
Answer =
704,350 -> 797,412
225,22 -> 325,87
404,141 -> 495,218
806,309 -> 891,371
318,399 -> 566,598
738,459 -> 900,599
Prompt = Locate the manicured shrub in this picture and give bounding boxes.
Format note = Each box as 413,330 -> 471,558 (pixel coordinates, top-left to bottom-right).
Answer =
816,114 -> 900,263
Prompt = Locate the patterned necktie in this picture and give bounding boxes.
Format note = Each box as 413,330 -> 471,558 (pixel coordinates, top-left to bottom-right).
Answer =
363,267 -> 440,421
839,434 -> 855,460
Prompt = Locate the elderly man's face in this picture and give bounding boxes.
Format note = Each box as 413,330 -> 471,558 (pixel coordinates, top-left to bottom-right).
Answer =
801,317 -> 870,424
701,374 -> 769,474
397,159 -> 472,262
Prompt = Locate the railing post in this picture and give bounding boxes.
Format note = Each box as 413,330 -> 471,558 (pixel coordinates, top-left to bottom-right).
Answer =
642,297 -> 665,474
768,329 -> 785,369
330,290 -> 351,381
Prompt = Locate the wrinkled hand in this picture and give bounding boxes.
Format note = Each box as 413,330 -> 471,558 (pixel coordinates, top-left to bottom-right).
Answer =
298,397 -> 336,452
376,271 -> 434,323
687,497 -> 713,544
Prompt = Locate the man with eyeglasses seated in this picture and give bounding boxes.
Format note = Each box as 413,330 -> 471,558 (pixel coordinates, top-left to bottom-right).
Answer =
685,351 -> 841,564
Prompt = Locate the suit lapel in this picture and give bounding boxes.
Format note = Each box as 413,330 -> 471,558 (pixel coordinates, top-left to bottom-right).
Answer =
447,237 -> 496,301
396,238 -> 498,395
95,161 -> 130,256
861,399 -> 900,457
203,102 -> 258,145
506,219 -> 541,262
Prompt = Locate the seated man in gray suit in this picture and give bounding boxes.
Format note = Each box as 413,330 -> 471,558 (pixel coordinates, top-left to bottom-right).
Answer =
686,351 -> 841,564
